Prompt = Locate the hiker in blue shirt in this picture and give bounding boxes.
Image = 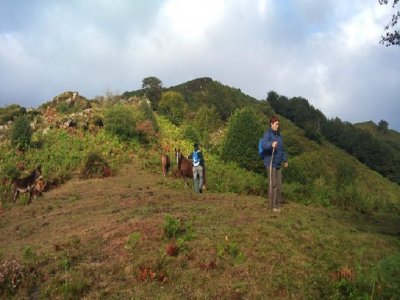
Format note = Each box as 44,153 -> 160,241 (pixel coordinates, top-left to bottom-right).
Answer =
188,143 -> 205,194
261,116 -> 288,212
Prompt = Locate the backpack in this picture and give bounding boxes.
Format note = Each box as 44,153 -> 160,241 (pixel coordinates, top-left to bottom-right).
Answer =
258,138 -> 264,159
192,150 -> 200,166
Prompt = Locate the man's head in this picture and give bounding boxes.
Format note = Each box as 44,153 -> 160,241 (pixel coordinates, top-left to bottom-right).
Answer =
193,143 -> 199,150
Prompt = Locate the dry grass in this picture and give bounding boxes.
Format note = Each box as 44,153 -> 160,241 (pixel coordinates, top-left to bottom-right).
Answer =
0,159 -> 399,299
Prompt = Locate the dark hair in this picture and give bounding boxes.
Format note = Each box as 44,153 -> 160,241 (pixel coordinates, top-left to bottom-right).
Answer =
193,143 -> 199,149
269,115 -> 279,126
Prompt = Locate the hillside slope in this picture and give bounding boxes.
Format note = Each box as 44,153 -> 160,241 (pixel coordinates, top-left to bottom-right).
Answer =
1,159 -> 399,299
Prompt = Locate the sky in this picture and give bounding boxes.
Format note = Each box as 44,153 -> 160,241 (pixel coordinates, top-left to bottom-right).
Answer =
1,0 -> 399,131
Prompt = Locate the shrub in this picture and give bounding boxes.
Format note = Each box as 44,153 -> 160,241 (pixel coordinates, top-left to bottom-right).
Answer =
0,260 -> 25,297
10,115 -> 32,150
375,253 -> 400,298
104,104 -> 137,141
163,215 -> 195,241
125,232 -> 141,252
182,125 -> 200,145
158,91 -> 187,126
192,105 -> 222,150
0,105 -> 26,125
80,152 -> 112,179
135,99 -> 159,132
1,162 -> 20,180
220,107 -> 264,172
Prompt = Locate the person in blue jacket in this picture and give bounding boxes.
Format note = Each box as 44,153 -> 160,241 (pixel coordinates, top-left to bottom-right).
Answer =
261,116 -> 288,212
188,143 -> 205,194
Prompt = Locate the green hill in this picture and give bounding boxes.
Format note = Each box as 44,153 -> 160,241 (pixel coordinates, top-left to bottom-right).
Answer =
356,121 -> 400,153
0,78 -> 400,298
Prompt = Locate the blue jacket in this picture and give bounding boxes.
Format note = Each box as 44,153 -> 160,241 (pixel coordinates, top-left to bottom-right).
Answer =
261,128 -> 287,168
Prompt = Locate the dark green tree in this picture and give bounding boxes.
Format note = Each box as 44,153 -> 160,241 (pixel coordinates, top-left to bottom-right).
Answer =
158,91 -> 187,126
378,119 -> 389,133
142,76 -> 163,109
379,0 -> 400,46
10,115 -> 32,151
220,107 -> 264,172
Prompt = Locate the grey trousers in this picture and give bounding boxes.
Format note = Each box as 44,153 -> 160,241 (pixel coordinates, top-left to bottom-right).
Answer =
193,165 -> 204,193
268,167 -> 282,208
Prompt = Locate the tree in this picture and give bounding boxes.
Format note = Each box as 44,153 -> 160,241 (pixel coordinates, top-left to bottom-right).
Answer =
220,107 -> 264,172
142,76 -> 163,109
10,115 -> 32,151
378,119 -> 389,133
192,105 -> 222,150
158,91 -> 188,126
379,0 -> 400,46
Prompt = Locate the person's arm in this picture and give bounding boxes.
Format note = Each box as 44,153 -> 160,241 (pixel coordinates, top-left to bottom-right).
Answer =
199,151 -> 205,166
261,131 -> 273,152
188,152 -> 193,159
281,140 -> 288,167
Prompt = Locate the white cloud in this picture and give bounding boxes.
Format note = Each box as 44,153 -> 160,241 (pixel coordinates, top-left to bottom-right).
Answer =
0,0 -> 399,130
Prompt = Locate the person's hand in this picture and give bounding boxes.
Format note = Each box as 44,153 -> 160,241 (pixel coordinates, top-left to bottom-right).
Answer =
272,141 -> 278,149
283,162 -> 288,168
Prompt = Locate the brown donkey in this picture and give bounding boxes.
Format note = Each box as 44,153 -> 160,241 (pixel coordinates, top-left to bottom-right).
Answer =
161,155 -> 171,177
12,165 -> 42,204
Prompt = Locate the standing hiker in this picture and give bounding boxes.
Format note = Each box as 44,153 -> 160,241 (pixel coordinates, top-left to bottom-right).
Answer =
261,116 -> 288,212
188,143 -> 205,194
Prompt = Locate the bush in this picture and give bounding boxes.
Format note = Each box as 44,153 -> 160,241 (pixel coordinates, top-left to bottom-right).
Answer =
80,152 -> 112,179
220,107 -> 264,172
10,115 -> 32,150
192,105 -> 222,150
376,253 -> 400,298
0,105 -> 26,125
104,104 -> 137,141
158,91 -> 187,126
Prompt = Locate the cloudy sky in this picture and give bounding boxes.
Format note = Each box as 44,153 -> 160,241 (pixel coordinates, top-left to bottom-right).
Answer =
1,0 -> 399,130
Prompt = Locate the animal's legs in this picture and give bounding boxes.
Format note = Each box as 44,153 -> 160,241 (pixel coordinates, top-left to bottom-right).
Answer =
13,190 -> 19,204
28,189 -> 33,204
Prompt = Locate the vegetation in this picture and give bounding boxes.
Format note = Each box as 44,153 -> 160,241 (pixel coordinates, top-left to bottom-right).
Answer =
0,104 -> 26,125
158,91 -> 188,126
268,91 -> 400,184
104,104 -> 137,141
167,77 -> 259,120
10,115 -> 32,151
220,107 -> 264,173
0,77 -> 399,298
141,76 -> 163,109
379,0 -> 400,46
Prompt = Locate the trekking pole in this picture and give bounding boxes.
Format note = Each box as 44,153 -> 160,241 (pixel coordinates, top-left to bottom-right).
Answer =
268,148 -> 275,207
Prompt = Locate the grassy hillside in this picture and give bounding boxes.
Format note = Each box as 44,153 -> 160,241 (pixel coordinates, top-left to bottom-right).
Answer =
0,159 -> 399,299
356,121 -> 400,152
1,79 -> 400,298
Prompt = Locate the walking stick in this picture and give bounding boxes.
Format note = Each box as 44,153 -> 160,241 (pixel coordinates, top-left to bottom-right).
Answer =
268,148 -> 275,207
